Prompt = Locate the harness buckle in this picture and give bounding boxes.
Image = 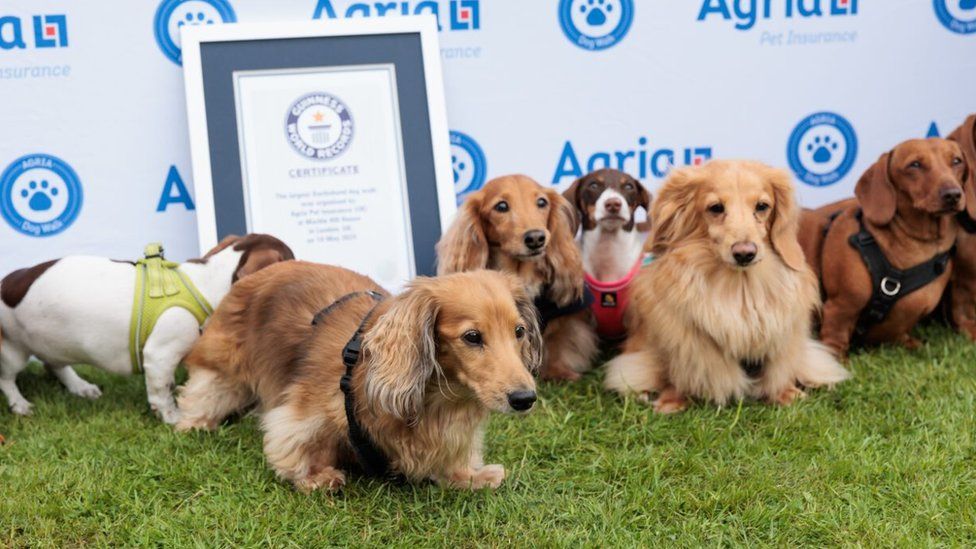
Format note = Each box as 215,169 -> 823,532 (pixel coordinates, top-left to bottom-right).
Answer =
339,373 -> 352,394
342,340 -> 362,367
880,277 -> 901,297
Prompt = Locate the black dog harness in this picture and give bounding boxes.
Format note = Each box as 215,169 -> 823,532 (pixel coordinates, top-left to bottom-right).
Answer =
311,290 -> 396,478
836,210 -> 953,337
533,286 -> 594,332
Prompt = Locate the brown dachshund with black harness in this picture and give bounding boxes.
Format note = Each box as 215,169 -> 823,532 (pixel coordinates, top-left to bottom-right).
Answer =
947,114 -> 976,339
798,138 -> 975,358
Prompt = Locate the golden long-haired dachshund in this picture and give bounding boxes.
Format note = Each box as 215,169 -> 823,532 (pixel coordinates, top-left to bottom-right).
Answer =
176,262 -> 542,492
605,160 -> 849,413
437,175 -> 598,381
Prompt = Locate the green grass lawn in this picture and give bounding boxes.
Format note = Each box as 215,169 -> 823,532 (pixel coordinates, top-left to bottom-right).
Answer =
3,325 -> 976,546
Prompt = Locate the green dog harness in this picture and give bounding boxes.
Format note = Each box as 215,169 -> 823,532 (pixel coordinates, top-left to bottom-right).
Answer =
128,243 -> 213,374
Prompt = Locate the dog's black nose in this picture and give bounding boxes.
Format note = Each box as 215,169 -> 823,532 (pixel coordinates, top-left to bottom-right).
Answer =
507,390 -> 536,411
524,230 -> 547,251
732,242 -> 757,266
605,198 -> 622,214
941,186 -> 963,206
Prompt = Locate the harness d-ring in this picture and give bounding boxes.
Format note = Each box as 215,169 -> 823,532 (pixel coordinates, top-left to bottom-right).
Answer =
880,277 -> 901,297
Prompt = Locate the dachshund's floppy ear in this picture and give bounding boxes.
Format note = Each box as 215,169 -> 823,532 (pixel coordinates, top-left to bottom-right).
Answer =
855,151 -> 897,226
767,167 -> 808,272
649,168 -> 700,255
436,193 -> 488,274
363,279 -> 440,422
633,178 -> 653,233
561,177 -> 585,231
956,142 -> 976,224
545,188 -> 585,305
510,280 -> 543,374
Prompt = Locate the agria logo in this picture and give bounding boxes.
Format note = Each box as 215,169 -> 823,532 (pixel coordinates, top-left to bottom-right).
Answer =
558,0 -> 633,51
934,0 -> 976,34
552,137 -> 712,185
786,112 -> 857,187
0,14 -> 68,50
450,131 -> 487,205
0,154 -> 83,237
697,0 -> 858,30
154,0 -> 236,65
313,1 -> 480,31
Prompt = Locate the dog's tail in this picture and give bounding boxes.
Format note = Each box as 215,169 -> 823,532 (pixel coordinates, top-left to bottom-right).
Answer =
603,350 -> 661,395
797,339 -> 850,388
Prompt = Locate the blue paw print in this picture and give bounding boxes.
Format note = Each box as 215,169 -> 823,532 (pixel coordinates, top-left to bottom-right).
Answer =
962,0 -> 976,10
20,180 -> 58,211
807,135 -> 839,164
176,11 -> 215,27
452,154 -> 466,183
580,0 -> 612,26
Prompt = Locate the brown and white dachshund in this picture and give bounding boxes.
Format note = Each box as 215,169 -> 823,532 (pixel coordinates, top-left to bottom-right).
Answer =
436,174 -> 598,381
947,114 -> 976,339
798,138 -> 975,357
176,261 -> 542,492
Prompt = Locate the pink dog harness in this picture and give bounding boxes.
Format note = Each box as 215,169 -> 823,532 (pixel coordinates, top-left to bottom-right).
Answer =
584,254 -> 652,340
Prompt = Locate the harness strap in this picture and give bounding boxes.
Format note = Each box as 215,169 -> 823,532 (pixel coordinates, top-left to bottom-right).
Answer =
848,210 -> 953,336
311,290 -> 394,478
534,286 -> 594,332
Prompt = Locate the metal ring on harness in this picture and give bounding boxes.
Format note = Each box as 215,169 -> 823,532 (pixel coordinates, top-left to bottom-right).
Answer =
879,277 -> 901,297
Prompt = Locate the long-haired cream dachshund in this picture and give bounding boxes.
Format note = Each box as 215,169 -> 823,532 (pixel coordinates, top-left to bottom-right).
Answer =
437,175 -> 598,381
176,261 -> 542,492
605,160 -> 849,413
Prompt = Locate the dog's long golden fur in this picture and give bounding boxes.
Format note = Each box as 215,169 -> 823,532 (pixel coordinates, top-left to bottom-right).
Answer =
605,160 -> 849,412
176,262 -> 542,492
437,174 -> 598,381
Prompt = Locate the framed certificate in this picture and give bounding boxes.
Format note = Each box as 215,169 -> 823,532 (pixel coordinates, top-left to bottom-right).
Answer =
181,17 -> 454,288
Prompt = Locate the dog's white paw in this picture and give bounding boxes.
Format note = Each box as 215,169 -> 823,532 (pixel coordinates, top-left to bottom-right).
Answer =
69,381 -> 102,400
157,407 -> 183,425
9,400 -> 34,416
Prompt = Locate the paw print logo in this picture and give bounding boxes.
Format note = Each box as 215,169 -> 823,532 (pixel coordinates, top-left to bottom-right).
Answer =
580,0 -> 613,26
787,112 -> 858,187
154,0 -> 237,65
176,10 -> 216,29
449,131 -> 487,204
559,0 -> 633,51
20,180 -> 59,211
807,135 -> 839,164
935,0 -> 976,33
1,154 -> 83,237
452,154 -> 467,184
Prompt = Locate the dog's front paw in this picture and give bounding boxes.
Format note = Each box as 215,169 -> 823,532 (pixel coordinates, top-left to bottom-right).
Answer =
540,361 -> 581,382
900,334 -> 923,351
70,381 -> 102,400
9,400 -> 34,416
157,407 -> 182,425
770,385 -> 806,406
471,464 -> 505,490
652,388 -> 687,414
294,467 -> 346,493
174,416 -> 218,432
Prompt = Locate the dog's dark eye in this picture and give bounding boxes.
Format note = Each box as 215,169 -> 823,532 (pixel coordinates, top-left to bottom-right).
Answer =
588,182 -> 600,190
622,183 -> 634,191
707,203 -> 725,215
462,330 -> 483,346
953,157 -> 964,166
908,160 -> 922,169
756,202 -> 770,213
494,201 -> 509,213
515,325 -> 525,339
536,197 -> 548,208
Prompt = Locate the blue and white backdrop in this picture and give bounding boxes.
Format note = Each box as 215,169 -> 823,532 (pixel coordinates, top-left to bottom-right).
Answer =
1,0 -> 974,271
